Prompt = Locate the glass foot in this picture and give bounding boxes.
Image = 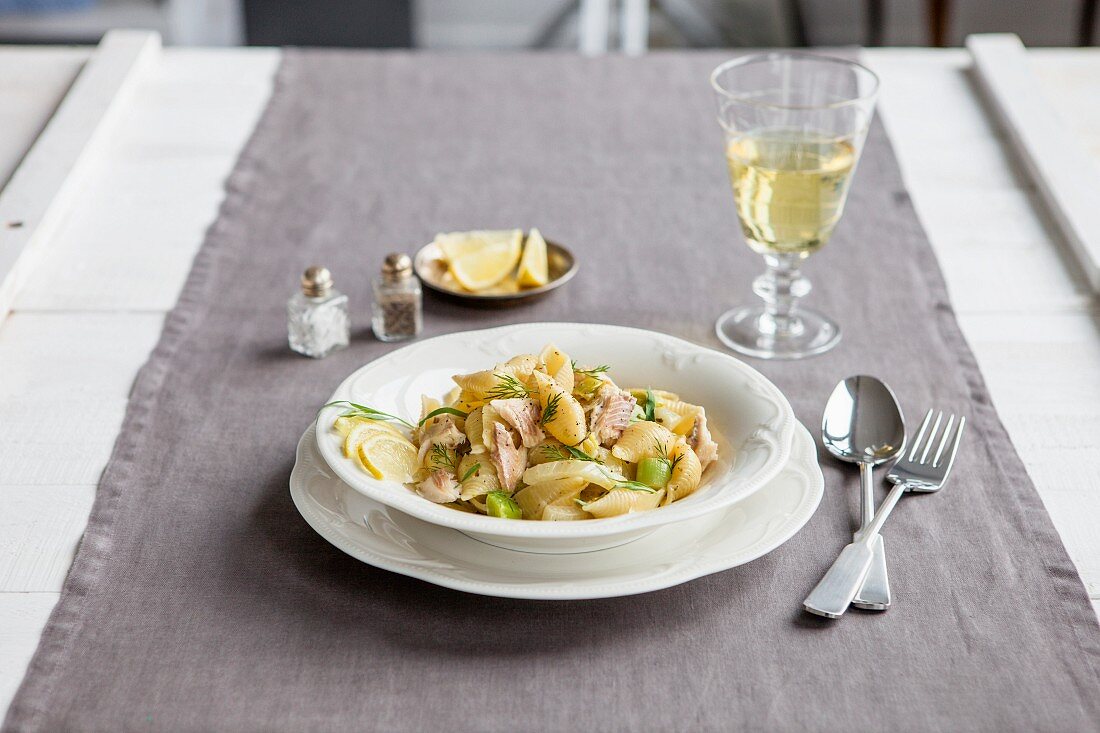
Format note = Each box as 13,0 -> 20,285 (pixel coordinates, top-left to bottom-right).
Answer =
715,305 -> 840,360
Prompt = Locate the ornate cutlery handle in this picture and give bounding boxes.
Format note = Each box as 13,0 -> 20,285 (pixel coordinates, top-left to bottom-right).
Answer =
803,481 -> 908,618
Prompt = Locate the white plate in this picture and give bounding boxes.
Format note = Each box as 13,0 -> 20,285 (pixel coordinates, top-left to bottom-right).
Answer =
315,323 -> 798,552
291,421 -> 823,600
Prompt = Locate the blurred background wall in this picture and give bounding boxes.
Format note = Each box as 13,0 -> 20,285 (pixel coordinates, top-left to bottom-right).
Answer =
0,0 -> 1094,48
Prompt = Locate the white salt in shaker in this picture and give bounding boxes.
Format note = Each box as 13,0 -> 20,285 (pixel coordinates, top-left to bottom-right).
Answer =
287,266 -> 350,358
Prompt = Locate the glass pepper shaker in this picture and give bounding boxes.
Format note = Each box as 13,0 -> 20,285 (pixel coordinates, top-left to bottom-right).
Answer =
372,253 -> 422,342
287,265 -> 350,358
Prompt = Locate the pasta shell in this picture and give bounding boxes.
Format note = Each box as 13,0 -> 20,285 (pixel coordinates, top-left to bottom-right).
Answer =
459,472 -> 500,501
528,439 -> 565,466
503,354 -> 539,379
538,343 -> 574,392
664,443 -> 702,505
611,421 -> 676,463
531,371 -> 587,445
521,459 -> 627,490
542,504 -> 592,521
464,407 -> 485,452
582,488 -> 665,518
514,477 -> 587,519
452,356 -> 536,401
456,452 -> 480,480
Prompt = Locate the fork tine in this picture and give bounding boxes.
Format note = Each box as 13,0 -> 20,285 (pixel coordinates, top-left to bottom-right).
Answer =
919,411 -> 944,465
935,415 -> 966,470
908,409 -> 934,462
932,414 -> 956,466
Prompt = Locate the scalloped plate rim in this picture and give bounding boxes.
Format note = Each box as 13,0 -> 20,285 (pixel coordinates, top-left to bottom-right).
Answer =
290,422 -> 823,600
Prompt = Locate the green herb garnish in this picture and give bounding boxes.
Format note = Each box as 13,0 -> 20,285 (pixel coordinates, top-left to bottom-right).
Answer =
486,372 -> 532,400
612,479 -> 659,493
540,391 -> 562,426
324,400 -> 414,429
571,361 -> 611,378
459,462 -> 481,483
541,444 -> 603,463
653,438 -> 684,474
430,443 -> 458,473
643,388 -> 657,422
418,406 -> 468,427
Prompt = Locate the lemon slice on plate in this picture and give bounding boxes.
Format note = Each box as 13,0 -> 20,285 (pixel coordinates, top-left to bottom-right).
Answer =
341,419 -> 404,458
448,231 -> 523,291
356,432 -> 418,481
517,228 -> 549,287
435,229 -> 520,262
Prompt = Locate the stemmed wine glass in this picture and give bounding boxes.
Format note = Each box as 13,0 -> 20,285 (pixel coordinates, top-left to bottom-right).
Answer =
710,53 -> 878,359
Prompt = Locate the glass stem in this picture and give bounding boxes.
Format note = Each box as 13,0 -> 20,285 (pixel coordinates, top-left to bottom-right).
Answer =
753,253 -> 811,338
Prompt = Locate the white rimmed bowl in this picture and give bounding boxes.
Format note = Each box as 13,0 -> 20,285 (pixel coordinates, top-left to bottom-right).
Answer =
315,323 -> 798,553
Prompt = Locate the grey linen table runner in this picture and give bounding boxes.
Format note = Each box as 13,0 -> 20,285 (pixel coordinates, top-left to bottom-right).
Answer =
6,51 -> 1100,732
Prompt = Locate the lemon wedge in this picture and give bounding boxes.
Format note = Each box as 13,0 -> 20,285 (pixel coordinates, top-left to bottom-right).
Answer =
356,432 -> 418,481
448,231 -> 523,291
517,228 -> 549,287
435,230 -> 520,263
342,419 -> 404,458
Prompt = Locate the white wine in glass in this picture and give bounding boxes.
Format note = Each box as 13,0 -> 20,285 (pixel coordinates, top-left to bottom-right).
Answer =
726,130 -> 856,256
711,53 -> 877,360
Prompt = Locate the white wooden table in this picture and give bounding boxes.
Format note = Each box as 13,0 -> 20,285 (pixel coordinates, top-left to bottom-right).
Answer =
0,43 -> 1097,715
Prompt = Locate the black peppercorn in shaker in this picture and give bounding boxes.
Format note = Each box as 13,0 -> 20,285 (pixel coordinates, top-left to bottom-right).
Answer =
372,253 -> 422,341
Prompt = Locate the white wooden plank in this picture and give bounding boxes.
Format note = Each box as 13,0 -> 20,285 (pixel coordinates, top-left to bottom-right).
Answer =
0,397 -> 127,486
1029,49 -> 1100,163
0,486 -> 95,593
0,30 -> 161,323
968,33 -> 1100,293
0,48 -> 90,190
0,593 -> 58,718
0,313 -> 164,400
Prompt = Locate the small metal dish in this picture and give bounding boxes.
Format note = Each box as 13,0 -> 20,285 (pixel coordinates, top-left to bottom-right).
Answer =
413,239 -> 578,305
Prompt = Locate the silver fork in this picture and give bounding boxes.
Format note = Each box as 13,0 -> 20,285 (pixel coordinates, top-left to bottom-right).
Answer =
803,409 -> 966,619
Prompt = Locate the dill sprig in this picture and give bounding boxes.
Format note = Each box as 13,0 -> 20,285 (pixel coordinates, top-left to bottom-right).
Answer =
323,400 -> 414,429
486,372 -> 532,400
459,462 -> 481,482
571,361 -> 611,378
612,480 -> 658,493
430,443 -> 458,473
542,444 -> 603,463
540,391 -> 562,426
653,438 -> 684,475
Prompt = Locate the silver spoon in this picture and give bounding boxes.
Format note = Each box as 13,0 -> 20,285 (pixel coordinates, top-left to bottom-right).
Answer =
821,376 -> 906,610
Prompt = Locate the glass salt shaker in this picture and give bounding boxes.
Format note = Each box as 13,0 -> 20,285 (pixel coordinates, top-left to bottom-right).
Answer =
372,253 -> 422,342
287,266 -> 350,358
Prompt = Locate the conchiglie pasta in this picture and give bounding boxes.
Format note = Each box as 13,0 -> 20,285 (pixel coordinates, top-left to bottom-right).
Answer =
332,343 -> 719,521
459,472 -> 500,501
538,343 -> 574,392
664,443 -> 702,505
528,439 -> 565,466
530,371 -> 587,445
522,459 -> 626,490
465,407 -> 486,453
542,504 -> 592,521
514,477 -> 587,520
582,488 -> 665,518
611,421 -> 676,462
452,356 -> 537,402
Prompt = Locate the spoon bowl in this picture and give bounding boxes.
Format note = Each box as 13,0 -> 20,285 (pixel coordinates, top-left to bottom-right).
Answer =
822,376 -> 906,467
